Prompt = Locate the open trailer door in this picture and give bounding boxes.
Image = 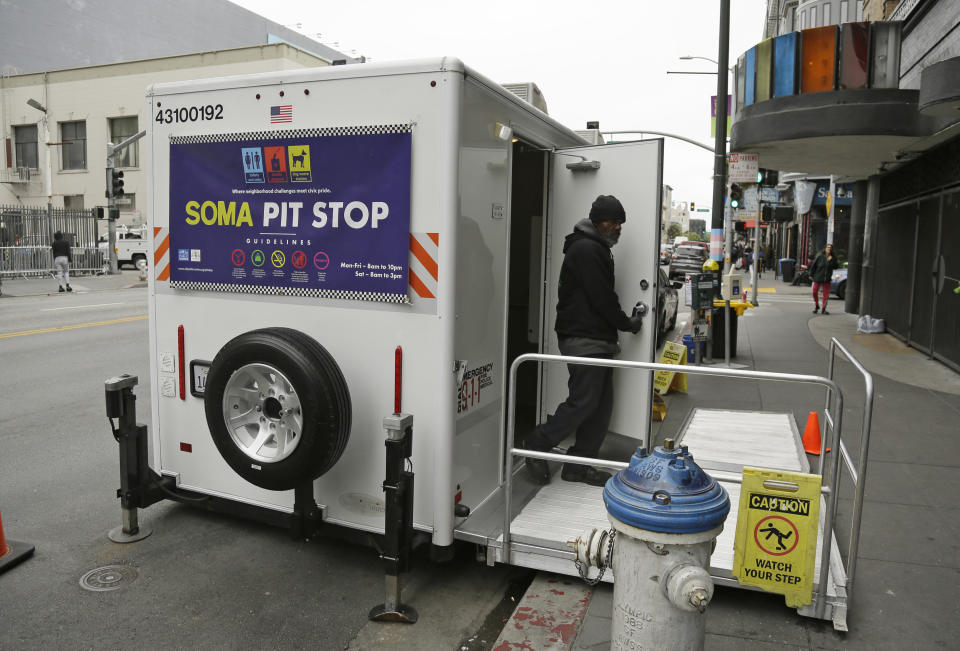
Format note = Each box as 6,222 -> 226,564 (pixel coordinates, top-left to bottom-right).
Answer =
542,139 -> 664,444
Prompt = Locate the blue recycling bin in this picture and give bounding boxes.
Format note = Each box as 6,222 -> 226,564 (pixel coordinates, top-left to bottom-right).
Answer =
682,334 -> 696,362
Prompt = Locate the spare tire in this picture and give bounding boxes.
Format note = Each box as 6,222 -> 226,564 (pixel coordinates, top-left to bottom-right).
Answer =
204,328 -> 351,491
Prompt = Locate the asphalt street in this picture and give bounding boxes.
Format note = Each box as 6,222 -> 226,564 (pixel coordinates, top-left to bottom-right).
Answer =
0,275 -> 523,650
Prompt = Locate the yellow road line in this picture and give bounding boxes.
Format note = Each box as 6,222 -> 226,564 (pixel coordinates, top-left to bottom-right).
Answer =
0,315 -> 147,339
758,288 -> 777,293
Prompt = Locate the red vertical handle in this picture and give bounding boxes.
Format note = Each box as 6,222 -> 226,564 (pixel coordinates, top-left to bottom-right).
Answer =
394,346 -> 402,414
178,325 -> 186,400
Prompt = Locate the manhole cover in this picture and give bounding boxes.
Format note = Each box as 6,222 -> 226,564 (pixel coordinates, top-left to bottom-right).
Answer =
79,565 -> 138,592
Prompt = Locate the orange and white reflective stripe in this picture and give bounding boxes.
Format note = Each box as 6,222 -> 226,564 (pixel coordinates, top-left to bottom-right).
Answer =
154,227 -> 170,281
409,232 -> 438,299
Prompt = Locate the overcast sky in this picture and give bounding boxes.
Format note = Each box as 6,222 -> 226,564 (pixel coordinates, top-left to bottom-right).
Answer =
233,0 -> 768,221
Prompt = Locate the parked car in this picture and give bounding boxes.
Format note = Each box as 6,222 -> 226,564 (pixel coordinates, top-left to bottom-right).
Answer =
668,244 -> 708,279
831,267 -> 848,299
657,268 -> 681,346
659,244 -> 672,266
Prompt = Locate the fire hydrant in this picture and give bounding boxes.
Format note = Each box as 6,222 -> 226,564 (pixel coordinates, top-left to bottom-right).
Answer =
571,439 -> 730,651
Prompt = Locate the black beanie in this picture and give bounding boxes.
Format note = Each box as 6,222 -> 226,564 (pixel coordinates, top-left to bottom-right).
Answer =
589,195 -> 626,223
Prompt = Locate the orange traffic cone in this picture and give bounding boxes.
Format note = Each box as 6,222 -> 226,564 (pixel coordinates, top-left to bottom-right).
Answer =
0,511 -> 8,558
802,411 -> 831,455
0,509 -> 35,574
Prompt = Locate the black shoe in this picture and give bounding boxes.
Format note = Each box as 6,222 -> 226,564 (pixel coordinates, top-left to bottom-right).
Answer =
58,286 -> 65,293
560,466 -> 612,487
520,440 -> 550,485
812,306 -> 819,313
821,309 -> 829,315
66,285 -> 72,292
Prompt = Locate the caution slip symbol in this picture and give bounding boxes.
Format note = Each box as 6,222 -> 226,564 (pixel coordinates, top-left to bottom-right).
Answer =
758,521 -> 793,551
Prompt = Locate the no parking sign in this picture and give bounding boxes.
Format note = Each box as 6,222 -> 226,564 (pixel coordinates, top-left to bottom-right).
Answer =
733,467 -> 821,607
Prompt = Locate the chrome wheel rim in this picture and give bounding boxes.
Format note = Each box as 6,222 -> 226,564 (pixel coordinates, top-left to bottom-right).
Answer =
222,363 -> 303,463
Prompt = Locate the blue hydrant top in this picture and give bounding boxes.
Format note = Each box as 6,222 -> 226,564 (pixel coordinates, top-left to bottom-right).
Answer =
603,440 -> 730,534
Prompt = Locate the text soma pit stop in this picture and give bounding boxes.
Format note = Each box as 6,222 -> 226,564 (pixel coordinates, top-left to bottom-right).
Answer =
183,200 -> 392,229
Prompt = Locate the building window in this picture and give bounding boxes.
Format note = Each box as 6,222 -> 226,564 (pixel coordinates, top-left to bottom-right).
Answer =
60,121 -> 87,170
63,195 -> 84,211
13,124 -> 38,169
110,117 -> 139,168
823,3 -> 831,25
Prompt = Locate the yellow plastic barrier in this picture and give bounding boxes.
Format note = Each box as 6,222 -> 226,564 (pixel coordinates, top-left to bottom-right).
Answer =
713,299 -> 754,317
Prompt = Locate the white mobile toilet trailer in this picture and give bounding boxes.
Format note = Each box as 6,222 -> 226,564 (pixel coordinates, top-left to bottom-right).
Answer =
140,57 -> 663,565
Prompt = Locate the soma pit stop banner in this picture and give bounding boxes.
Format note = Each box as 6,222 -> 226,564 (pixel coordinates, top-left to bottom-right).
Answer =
168,125 -> 412,302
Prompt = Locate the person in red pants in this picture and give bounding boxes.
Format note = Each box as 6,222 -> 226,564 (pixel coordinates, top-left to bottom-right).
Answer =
810,244 -> 839,314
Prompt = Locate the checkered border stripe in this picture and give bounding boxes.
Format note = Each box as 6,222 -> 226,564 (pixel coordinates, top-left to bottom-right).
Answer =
169,280 -> 408,303
171,124 -> 412,145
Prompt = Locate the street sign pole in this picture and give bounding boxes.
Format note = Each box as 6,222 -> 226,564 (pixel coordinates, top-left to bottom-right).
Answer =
753,197 -> 761,305
105,130 -> 145,275
106,144 -> 118,274
710,0 -> 731,268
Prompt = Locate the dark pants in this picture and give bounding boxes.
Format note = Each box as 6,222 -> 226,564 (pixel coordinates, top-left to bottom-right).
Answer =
527,354 -> 614,473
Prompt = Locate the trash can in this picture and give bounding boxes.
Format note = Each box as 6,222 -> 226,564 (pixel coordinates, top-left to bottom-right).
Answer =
682,334 -> 696,362
779,258 -> 795,283
710,306 -> 738,358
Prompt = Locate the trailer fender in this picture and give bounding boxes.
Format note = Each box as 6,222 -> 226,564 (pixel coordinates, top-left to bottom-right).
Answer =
204,328 -> 352,491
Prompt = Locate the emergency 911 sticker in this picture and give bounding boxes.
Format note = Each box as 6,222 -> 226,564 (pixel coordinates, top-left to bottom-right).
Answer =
457,363 -> 494,414
167,125 -> 412,302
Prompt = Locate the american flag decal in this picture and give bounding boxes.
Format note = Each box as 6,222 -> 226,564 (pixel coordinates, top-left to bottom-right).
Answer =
270,105 -> 293,124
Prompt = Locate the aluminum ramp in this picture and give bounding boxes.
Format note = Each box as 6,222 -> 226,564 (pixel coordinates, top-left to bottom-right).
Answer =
456,407 -> 848,630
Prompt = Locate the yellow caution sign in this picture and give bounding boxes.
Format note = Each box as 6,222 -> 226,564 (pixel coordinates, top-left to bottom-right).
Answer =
733,467 -> 822,607
653,341 -> 687,395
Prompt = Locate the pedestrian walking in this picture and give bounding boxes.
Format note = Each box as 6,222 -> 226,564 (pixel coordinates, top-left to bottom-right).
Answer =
51,231 -> 72,292
757,247 -> 764,279
522,195 -> 644,487
810,243 -> 838,314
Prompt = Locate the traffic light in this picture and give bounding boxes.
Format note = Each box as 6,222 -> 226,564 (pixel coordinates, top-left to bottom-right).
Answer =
758,168 -> 779,187
690,202 -> 695,211
111,169 -> 125,198
730,183 -> 742,209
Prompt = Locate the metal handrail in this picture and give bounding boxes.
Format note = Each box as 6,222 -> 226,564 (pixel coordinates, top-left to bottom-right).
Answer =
825,337 -> 875,614
504,352 -> 845,620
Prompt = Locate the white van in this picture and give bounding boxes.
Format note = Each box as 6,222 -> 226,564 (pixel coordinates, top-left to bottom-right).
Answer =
98,226 -> 149,268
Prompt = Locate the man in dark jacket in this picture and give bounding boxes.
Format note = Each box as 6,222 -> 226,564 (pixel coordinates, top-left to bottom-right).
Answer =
522,195 -> 643,487
51,231 -> 72,292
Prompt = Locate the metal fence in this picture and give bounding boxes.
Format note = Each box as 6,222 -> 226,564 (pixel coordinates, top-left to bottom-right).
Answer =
0,205 -> 105,277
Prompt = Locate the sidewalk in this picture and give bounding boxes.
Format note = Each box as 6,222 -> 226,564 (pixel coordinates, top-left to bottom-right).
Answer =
0,269 -> 146,297
497,274 -> 960,650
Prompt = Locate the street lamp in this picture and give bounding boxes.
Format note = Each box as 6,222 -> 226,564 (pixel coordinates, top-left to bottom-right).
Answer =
25,98 -> 53,225
680,55 -> 734,74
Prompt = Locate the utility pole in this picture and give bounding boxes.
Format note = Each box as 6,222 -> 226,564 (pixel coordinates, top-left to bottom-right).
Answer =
25,99 -> 53,241
106,131 -> 145,274
710,0 -> 731,268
